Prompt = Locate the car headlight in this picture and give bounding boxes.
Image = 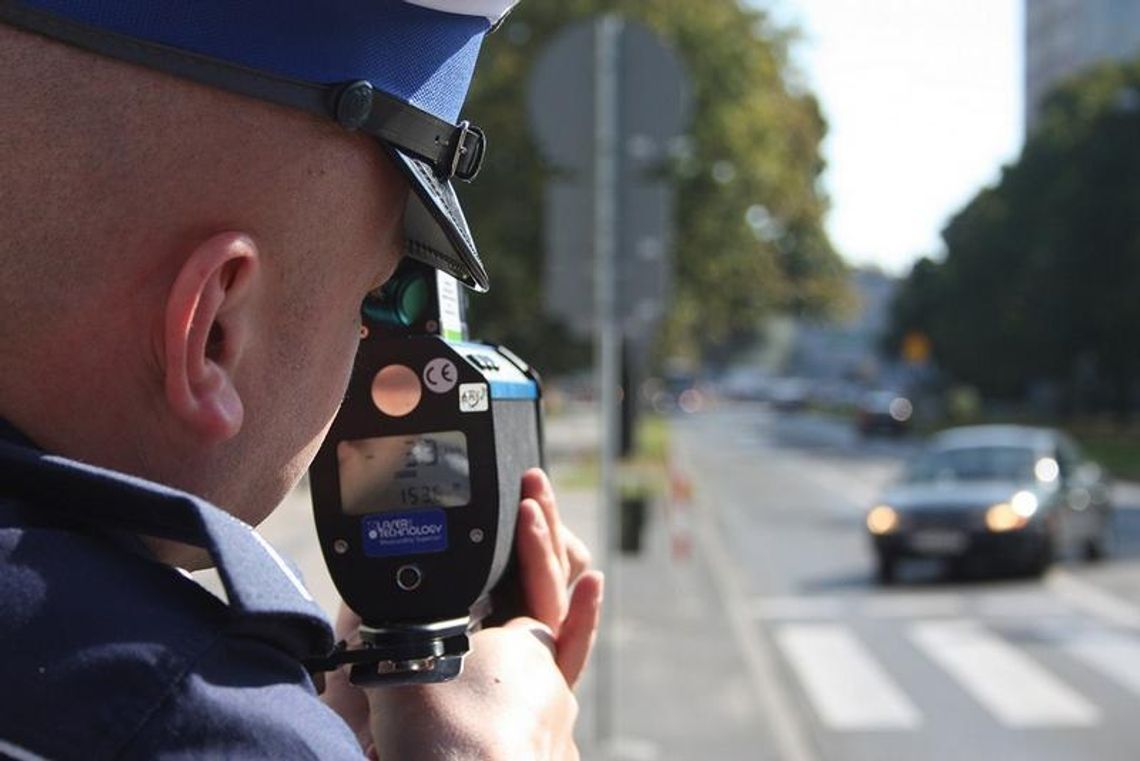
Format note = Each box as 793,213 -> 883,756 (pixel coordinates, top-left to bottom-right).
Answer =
1035,457 -> 1060,483
867,505 -> 900,535
985,502 -> 1029,532
1010,490 -> 1039,518
888,397 -> 913,422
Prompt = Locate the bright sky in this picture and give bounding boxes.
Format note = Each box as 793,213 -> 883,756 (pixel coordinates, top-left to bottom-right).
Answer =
762,0 -> 1025,275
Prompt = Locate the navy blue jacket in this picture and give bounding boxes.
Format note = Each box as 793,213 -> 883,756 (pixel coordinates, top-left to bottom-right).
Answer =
0,422 -> 363,759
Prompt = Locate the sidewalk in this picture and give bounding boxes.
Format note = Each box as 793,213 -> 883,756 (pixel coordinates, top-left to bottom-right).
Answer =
547,408 -> 778,761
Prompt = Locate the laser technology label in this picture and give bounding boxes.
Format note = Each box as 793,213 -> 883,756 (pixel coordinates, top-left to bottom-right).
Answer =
362,509 -> 448,557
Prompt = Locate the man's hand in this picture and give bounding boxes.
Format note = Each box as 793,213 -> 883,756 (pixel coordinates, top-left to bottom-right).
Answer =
323,468 -> 603,760
513,468 -> 599,685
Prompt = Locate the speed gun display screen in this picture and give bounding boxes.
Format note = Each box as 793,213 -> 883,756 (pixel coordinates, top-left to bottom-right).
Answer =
337,431 -> 471,515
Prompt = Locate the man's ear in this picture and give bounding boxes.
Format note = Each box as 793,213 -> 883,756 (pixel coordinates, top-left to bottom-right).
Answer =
162,232 -> 260,443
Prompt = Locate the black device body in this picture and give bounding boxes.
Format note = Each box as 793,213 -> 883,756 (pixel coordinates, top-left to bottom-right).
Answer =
306,259 -> 542,686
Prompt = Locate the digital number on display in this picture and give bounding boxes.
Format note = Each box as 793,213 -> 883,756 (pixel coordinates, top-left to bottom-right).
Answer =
337,431 -> 471,515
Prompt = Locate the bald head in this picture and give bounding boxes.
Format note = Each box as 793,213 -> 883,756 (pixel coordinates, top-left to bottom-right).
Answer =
0,23 -> 340,326
0,23 -> 408,528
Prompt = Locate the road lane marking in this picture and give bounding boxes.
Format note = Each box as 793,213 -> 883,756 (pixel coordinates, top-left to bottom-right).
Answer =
1046,570 -> 1140,631
910,619 -> 1100,727
775,623 -> 922,731
1064,628 -> 1140,698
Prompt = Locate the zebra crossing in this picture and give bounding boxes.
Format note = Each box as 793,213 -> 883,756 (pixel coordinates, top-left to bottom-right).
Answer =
756,575 -> 1140,733
775,622 -> 922,730
909,619 -> 1099,728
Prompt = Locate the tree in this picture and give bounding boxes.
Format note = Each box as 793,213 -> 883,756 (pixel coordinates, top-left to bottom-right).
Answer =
458,0 -> 846,371
886,58 -> 1140,419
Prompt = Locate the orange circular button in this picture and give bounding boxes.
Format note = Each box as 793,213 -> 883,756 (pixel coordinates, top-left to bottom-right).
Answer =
371,364 -> 422,417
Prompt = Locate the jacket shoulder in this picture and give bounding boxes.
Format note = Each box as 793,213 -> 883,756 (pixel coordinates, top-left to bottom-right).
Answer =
0,511 -> 354,760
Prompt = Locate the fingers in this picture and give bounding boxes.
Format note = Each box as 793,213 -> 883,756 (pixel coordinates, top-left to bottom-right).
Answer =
521,468 -> 570,581
563,527 -> 592,585
517,468 -> 598,653
523,469 -> 592,585
512,469 -> 603,689
556,571 -> 604,689
516,498 -> 570,633
500,581 -> 602,692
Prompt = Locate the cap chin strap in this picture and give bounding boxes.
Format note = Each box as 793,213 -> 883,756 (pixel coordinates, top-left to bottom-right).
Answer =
0,0 -> 486,181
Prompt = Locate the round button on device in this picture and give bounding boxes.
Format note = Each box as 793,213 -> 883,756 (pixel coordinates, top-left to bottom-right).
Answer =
371,364 -> 421,418
396,564 -> 423,591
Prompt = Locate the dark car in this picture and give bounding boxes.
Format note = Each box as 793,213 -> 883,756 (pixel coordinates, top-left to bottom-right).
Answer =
855,390 -> 913,436
866,425 -> 1113,583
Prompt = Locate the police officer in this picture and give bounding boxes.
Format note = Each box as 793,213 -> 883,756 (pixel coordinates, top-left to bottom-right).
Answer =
0,1 -> 602,758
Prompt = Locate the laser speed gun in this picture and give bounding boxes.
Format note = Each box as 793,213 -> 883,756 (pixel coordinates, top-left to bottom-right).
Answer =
306,259 -> 543,686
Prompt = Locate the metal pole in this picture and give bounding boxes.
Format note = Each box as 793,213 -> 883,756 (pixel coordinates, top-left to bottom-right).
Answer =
593,12 -> 622,748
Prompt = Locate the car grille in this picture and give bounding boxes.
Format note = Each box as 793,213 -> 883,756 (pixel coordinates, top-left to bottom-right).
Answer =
902,508 -> 983,531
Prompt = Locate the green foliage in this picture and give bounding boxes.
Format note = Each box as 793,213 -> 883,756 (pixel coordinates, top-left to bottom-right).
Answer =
1076,430 -> 1140,481
886,59 -> 1140,418
459,0 -> 845,370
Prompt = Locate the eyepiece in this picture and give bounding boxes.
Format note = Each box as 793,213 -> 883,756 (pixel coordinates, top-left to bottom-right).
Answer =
362,271 -> 430,327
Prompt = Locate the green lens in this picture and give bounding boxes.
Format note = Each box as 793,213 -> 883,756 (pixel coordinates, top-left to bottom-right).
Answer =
396,276 -> 429,325
362,273 -> 429,327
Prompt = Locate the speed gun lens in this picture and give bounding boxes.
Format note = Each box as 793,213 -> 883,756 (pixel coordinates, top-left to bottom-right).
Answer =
363,273 -> 429,327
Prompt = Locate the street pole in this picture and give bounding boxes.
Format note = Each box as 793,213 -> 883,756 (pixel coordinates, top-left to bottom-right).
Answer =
593,12 -> 622,748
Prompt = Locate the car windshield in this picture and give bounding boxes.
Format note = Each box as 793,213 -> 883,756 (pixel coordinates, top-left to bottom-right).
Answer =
903,445 -> 1038,483
863,392 -> 897,409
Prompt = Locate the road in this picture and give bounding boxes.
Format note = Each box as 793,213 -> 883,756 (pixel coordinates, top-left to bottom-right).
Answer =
233,402 -> 1140,761
667,403 -> 1140,761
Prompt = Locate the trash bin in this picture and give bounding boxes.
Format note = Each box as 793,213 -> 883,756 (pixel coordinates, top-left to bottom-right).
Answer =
619,495 -> 649,554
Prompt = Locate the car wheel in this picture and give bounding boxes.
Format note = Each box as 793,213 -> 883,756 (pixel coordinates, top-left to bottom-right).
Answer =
1026,536 -> 1054,577
876,553 -> 897,585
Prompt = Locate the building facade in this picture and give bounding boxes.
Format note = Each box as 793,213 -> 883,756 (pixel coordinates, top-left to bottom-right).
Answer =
1025,0 -> 1140,131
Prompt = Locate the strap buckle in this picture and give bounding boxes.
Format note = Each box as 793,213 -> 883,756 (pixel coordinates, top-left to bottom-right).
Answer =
446,121 -> 486,182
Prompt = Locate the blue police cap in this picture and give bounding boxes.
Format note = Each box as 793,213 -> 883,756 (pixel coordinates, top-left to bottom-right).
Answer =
0,0 -> 518,291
